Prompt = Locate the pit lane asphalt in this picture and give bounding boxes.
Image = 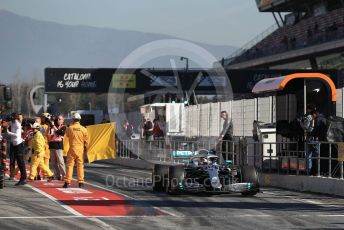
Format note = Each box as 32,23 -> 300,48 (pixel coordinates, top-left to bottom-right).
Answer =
84,162 -> 344,230
1,162 -> 344,230
0,179 -> 115,229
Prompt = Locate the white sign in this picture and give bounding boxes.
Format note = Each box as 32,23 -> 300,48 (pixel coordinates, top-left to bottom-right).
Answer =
56,72 -> 97,89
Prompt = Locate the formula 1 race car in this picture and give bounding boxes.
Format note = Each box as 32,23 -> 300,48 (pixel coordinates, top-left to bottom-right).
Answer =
152,150 -> 259,196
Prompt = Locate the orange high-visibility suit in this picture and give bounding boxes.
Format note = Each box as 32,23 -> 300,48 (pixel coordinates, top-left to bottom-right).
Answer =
41,124 -> 51,168
65,121 -> 88,184
29,130 -> 53,180
37,123 -> 50,177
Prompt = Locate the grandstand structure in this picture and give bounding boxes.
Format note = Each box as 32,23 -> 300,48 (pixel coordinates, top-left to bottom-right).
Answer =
223,0 -> 344,70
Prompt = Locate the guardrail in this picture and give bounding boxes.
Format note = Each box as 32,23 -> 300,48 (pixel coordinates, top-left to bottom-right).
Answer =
116,138 -> 344,179
304,141 -> 344,179
244,140 -> 344,179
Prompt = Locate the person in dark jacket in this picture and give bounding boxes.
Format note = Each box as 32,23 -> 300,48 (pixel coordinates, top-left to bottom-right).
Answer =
122,119 -> 133,139
152,118 -> 164,140
6,113 -> 26,185
308,110 -> 327,175
310,111 -> 327,141
49,115 -> 66,180
142,117 -> 153,141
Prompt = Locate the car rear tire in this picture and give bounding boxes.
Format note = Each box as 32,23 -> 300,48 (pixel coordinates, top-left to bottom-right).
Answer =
241,165 -> 259,196
167,165 -> 184,194
152,164 -> 169,192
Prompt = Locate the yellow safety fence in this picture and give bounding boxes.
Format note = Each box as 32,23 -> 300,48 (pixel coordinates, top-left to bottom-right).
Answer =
63,122 -> 116,163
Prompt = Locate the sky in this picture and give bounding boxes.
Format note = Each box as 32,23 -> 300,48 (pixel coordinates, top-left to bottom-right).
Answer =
0,0 -> 275,47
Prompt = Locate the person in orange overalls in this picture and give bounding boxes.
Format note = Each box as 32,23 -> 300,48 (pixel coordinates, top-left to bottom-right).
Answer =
36,113 -> 51,180
41,113 -> 51,171
63,113 -> 88,188
28,123 -> 54,181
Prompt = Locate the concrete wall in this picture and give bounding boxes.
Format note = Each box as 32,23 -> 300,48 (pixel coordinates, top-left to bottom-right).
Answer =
244,99 -> 256,137
232,100 -> 244,136
183,96 -> 273,138
210,102 -> 221,137
260,173 -> 344,197
257,97 -> 272,123
199,103 -> 210,137
117,87 -> 344,139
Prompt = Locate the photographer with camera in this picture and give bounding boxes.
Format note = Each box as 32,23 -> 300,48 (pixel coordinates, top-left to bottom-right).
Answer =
5,113 -> 26,185
49,115 -> 66,180
299,104 -> 316,138
309,109 -> 327,175
299,104 -> 324,175
10,113 -> 26,179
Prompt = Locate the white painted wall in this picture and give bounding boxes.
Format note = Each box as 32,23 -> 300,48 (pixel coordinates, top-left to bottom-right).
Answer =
118,87 -> 344,138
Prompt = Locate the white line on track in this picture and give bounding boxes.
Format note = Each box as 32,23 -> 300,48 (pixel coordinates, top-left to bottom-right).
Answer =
27,183 -> 116,230
88,217 -> 117,230
263,191 -> 327,205
25,183 -> 83,216
292,198 -> 325,205
6,173 -> 116,229
12,172 -> 178,218
84,180 -> 180,217
317,215 -> 344,217
1,214 -> 344,219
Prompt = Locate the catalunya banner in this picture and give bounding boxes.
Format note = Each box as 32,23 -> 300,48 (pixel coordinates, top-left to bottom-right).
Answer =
63,122 -> 116,163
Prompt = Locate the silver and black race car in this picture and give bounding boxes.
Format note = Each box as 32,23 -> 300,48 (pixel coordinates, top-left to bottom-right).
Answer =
152,150 -> 259,195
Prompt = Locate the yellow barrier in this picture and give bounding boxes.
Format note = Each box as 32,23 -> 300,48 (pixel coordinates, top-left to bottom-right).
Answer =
64,122 -> 116,163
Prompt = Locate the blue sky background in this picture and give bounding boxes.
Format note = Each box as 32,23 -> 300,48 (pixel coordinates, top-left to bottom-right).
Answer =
0,0 -> 275,47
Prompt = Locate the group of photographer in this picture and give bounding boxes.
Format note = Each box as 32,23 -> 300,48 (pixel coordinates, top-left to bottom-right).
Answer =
28,113 -> 66,182
0,111 -> 86,187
